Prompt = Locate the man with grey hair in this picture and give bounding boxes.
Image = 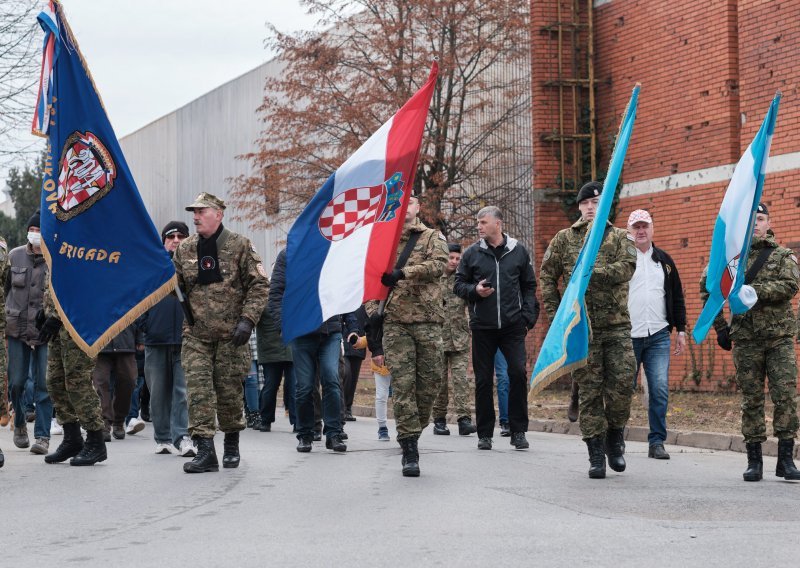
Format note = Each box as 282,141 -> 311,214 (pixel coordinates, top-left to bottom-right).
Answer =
454,206 -> 539,451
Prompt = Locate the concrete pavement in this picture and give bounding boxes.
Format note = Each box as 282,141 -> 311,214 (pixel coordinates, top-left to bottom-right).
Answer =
2,414 -> 800,567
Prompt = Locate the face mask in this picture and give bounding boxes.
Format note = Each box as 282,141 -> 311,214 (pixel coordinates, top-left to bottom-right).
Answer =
27,231 -> 41,247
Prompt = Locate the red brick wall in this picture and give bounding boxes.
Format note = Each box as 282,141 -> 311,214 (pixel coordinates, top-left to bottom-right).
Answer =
531,0 -> 800,392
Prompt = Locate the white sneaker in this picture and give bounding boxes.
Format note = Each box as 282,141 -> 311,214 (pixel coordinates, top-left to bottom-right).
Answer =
50,418 -> 63,436
155,443 -> 176,455
178,436 -> 196,457
126,417 -> 145,435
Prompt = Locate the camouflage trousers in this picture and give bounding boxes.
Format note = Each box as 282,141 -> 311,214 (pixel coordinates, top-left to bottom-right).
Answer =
384,321 -> 443,441
733,336 -> 799,443
432,349 -> 471,420
46,328 -> 103,431
574,325 -> 635,440
182,334 -> 250,438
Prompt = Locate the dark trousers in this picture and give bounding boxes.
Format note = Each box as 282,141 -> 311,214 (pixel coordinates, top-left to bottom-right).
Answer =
472,325 -> 529,438
91,353 -> 137,428
342,355 -> 363,411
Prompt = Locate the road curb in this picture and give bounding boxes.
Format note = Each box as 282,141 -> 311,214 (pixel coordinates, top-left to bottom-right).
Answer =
351,405 -> 797,458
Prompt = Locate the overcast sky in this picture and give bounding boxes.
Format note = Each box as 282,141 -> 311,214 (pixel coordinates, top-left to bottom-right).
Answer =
1,0 -> 319,195
61,0 -> 319,137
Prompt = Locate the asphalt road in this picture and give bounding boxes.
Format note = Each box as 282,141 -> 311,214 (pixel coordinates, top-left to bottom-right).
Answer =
2,414 -> 800,567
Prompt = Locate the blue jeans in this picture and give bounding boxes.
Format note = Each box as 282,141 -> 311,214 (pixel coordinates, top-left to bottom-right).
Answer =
260,362 -> 296,425
144,345 -> 189,446
243,360 -> 260,412
290,332 -> 343,439
127,375 -> 145,422
494,350 -> 509,424
8,338 -> 51,438
632,327 -> 671,445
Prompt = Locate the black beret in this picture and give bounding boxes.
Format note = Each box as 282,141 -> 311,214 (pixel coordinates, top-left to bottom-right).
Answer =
576,181 -> 603,204
161,220 -> 190,242
756,202 -> 768,215
448,243 -> 462,253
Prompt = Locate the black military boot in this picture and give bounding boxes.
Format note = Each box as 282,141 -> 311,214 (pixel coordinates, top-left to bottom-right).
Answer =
776,439 -> 800,480
433,418 -> 450,435
605,428 -> 626,472
222,432 -> 240,468
586,437 -> 606,479
45,422 -> 84,464
458,417 -> 477,436
567,380 -> 579,422
70,429 -> 107,466
743,442 -> 763,481
400,437 -> 420,477
183,437 -> 219,473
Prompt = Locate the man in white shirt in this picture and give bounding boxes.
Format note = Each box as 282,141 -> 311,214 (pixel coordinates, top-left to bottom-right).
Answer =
627,209 -> 687,460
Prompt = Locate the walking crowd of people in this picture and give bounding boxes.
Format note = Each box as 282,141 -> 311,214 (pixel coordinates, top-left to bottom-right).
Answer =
1,182 -> 799,483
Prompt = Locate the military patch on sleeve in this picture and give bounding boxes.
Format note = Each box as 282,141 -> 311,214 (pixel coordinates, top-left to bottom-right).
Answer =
543,247 -> 552,262
256,263 -> 267,277
438,232 -> 446,241
791,254 -> 798,264
793,267 -> 799,279
626,233 -> 635,242
250,242 -> 258,253
627,245 -> 637,257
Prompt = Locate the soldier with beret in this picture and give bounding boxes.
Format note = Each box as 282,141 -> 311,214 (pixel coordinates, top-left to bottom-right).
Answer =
702,203 -> 800,481
431,243 -> 476,437
540,181 -> 637,479
173,193 -> 269,473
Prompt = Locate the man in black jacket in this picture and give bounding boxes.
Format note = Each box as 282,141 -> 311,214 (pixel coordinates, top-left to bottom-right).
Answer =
627,209 -> 686,460
454,206 -> 539,451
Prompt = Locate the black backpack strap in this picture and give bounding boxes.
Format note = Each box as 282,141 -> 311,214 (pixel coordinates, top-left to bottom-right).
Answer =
395,231 -> 422,271
744,247 -> 773,284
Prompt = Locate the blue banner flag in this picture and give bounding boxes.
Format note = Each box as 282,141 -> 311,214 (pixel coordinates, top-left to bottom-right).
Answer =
530,84 -> 640,394
32,1 -> 176,356
692,94 -> 780,344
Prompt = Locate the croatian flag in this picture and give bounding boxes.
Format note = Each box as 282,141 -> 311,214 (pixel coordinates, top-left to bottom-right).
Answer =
693,94 -> 780,344
531,84 -> 640,394
281,63 -> 438,342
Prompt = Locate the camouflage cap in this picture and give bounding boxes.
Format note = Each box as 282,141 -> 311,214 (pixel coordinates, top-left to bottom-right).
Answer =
185,192 -> 226,211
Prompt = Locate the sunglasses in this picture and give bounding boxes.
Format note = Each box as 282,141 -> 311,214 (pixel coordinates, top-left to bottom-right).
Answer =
165,234 -> 187,240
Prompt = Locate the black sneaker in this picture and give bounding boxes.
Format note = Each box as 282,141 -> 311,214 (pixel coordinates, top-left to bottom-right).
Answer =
296,436 -> 313,453
112,425 -> 125,440
510,432 -> 529,450
478,437 -> 492,450
344,411 -> 356,422
325,434 -> 347,452
313,431 -> 322,442
500,422 -> 511,437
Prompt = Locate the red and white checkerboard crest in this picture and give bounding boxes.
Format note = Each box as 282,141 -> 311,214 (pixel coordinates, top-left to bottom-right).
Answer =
56,130 -> 116,221
317,186 -> 382,242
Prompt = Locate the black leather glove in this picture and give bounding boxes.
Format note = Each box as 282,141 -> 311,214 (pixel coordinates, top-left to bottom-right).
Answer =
37,317 -> 62,343
231,318 -> 254,347
381,269 -> 405,288
34,309 -> 46,331
716,327 -> 732,351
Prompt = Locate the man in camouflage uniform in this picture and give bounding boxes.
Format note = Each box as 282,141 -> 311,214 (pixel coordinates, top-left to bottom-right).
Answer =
174,193 -> 269,474
540,181 -> 637,479
432,243 -> 476,437
703,203 -> 800,482
372,193 -> 448,477
38,280 -> 107,466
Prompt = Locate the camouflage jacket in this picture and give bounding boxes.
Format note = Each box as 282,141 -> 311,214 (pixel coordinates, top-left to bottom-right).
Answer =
368,218 -> 448,325
441,271 -> 470,352
174,227 -> 269,341
540,219 -> 636,329
701,234 -> 798,341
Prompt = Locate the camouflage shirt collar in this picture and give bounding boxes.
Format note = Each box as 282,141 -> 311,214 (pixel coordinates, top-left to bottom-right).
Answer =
752,233 -> 778,249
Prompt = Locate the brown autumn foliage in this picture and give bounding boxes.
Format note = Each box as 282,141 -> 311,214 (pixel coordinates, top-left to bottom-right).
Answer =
230,0 -> 530,239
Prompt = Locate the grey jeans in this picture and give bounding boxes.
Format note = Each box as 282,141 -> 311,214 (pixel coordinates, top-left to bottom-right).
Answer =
144,345 -> 188,446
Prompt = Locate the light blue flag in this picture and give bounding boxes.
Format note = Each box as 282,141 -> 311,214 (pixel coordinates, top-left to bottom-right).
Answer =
530,84 -> 640,394
692,94 -> 780,344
